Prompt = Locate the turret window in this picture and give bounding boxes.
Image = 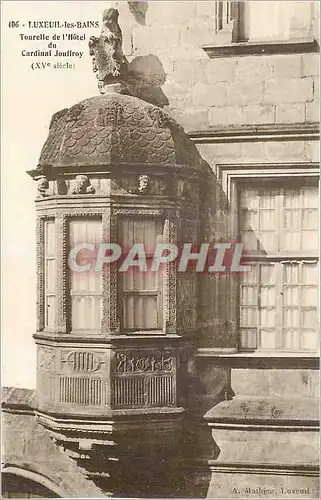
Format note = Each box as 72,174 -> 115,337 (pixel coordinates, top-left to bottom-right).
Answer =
69,218 -> 102,332
118,218 -> 164,332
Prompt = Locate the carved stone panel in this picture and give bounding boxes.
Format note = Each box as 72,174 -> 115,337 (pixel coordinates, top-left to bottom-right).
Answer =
61,350 -> 105,373
38,346 -> 56,371
115,352 -> 173,374
112,350 -> 177,409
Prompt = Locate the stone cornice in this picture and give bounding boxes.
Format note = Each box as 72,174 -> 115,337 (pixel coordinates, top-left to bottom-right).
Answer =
27,162 -> 209,179
202,39 -> 319,58
188,122 -> 320,143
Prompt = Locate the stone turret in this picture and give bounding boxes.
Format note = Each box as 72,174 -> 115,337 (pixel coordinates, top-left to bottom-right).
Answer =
27,8 -> 209,496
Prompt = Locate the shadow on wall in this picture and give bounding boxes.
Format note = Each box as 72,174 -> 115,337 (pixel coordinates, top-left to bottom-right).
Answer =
126,54 -> 169,107
128,0 -> 148,25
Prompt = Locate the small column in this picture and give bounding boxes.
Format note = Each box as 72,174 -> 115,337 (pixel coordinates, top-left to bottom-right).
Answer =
163,216 -> 178,334
36,216 -> 45,332
56,214 -> 68,333
101,208 -> 119,335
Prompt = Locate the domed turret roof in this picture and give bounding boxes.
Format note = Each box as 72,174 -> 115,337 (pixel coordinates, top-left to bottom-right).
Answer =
38,93 -> 206,171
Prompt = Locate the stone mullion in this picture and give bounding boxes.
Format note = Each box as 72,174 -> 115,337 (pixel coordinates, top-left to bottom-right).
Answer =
56,214 -> 68,333
102,208 -> 119,335
36,216 -> 45,332
163,216 -> 178,334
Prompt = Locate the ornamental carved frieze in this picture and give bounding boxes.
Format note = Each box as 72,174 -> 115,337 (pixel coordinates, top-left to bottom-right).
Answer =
115,352 -> 173,374
72,175 -> 95,195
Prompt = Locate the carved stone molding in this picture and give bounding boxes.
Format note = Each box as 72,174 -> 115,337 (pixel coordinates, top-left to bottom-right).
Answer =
60,210 -> 103,217
215,162 -> 320,202
102,209 -> 119,335
56,214 -> 68,333
163,218 -> 178,334
36,217 -> 45,332
114,208 -> 164,217
189,122 -> 320,144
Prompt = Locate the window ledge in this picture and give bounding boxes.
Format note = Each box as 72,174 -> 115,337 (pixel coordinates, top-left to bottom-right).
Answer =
197,348 -> 319,358
202,39 -> 319,58
196,349 -> 319,369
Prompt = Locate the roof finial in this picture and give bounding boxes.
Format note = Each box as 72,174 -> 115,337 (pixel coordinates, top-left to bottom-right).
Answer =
89,8 -> 128,94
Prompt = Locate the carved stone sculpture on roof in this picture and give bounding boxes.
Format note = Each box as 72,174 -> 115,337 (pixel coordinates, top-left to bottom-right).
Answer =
89,8 -> 128,94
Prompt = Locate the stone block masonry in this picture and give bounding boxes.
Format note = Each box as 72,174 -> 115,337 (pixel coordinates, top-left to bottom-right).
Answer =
115,2 -> 319,131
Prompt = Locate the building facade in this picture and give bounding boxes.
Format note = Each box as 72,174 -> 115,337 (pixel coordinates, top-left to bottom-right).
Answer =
2,1 -> 320,498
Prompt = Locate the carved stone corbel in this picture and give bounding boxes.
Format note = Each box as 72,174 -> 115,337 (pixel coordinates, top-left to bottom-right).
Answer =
72,175 -> 95,195
37,176 -> 50,198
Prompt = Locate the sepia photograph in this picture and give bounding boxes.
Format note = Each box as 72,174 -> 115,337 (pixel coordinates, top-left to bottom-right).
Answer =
1,1 -> 320,498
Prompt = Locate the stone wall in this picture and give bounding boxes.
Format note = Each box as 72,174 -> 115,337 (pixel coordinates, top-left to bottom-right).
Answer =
112,1 -> 319,131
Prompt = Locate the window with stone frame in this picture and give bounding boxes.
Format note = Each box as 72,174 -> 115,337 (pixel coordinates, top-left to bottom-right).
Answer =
118,217 -> 164,332
214,1 -> 236,33
233,1 -> 317,43
239,180 -> 319,352
213,1 -> 318,44
44,219 -> 56,329
69,217 -> 102,332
